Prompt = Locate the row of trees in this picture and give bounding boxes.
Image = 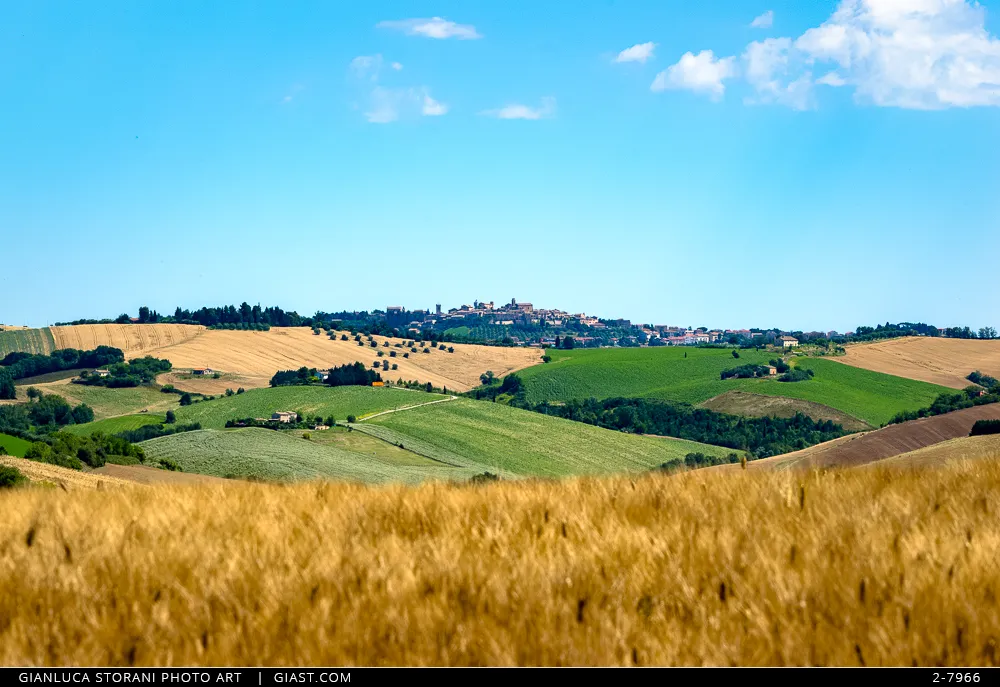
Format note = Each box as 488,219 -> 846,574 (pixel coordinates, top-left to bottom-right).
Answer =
889,385 -> 999,424
524,397 -> 848,458
269,362 -> 381,388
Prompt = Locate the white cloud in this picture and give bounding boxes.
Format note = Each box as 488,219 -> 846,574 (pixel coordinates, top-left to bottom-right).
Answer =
743,38 -> 814,109
481,97 -> 556,120
615,42 -> 656,64
365,87 -> 448,124
817,71 -> 847,86
422,93 -> 448,116
792,0 -> 1000,108
351,54 -> 384,81
377,17 -> 481,40
651,50 -> 737,99
751,10 -> 775,28
391,62 -> 403,71
662,1 -> 1000,110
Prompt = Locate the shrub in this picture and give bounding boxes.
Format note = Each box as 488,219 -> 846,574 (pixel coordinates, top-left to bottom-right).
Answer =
303,432 -> 312,441
0,465 -> 26,489
346,414 -> 357,423
732,350 -> 740,359
236,387 -> 245,394
158,458 -> 182,472
179,393 -> 193,406
447,347 -> 455,353
779,369 -> 814,383
541,355 -> 552,363
225,388 -> 234,397
470,471 -> 500,485
970,420 -> 1000,436
165,410 -> 176,424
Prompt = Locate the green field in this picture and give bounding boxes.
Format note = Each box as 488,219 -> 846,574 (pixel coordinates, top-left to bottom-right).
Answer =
0,328 -> 55,357
358,398 -> 736,478
0,433 -> 32,458
38,384 -> 179,420
141,428 -> 473,484
443,326 -> 471,337
518,347 -> 952,426
174,385 -> 447,429
62,413 -> 166,436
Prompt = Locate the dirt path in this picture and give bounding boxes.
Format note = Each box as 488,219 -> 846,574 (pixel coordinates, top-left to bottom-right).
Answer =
357,396 -> 458,421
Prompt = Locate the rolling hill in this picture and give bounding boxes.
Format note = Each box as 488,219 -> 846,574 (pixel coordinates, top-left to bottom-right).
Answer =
173,385 -> 448,429
715,403 -> 1000,472
835,336 -> 1000,389
518,347 -> 953,427
140,427 -> 472,484
357,398 -> 736,479
39,324 -> 542,392
0,327 -> 55,357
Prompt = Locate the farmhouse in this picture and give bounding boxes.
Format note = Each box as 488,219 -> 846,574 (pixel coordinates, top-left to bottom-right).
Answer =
191,368 -> 214,376
766,365 -> 778,376
315,369 -> 330,382
271,411 -> 298,423
93,369 -> 111,378
778,336 -> 799,349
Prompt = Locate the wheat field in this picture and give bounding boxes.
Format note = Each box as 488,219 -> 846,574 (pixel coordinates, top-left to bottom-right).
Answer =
1,457 -> 998,666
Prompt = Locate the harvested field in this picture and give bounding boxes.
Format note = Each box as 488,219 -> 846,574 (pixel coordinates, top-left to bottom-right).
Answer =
93,464 -> 233,486
699,390 -> 872,431
0,456 -> 134,490
720,403 -> 1000,472
0,327 -> 55,357
157,371 -> 257,395
836,337 -> 1000,389
877,434 -> 1000,469
1,459 -> 1000,665
50,324 -> 202,356
48,325 -> 542,392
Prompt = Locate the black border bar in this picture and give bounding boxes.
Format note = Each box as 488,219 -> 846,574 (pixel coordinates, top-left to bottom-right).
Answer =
4,667 -> 999,685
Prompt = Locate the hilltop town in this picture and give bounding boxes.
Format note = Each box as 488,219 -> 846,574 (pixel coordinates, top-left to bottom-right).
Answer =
384,297 -> 845,349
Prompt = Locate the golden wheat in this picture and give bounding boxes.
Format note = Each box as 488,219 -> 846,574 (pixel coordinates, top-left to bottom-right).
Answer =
1,457 -> 998,666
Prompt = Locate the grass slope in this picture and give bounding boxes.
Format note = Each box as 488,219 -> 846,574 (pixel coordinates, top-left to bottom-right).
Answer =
62,413 -> 166,437
361,398 -> 735,478
174,386 -> 447,429
0,328 -> 55,357
0,433 -> 32,458
141,428 -> 471,484
37,384 -> 178,420
520,348 -> 951,426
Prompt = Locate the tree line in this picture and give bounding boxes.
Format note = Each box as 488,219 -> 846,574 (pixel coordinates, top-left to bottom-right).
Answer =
0,346 -> 125,398
269,362 -> 381,388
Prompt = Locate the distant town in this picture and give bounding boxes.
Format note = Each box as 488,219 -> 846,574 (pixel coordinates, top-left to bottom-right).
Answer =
381,297 -> 850,349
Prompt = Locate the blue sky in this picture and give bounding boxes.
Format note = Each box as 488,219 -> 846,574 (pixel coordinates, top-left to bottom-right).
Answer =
2,0 -> 998,332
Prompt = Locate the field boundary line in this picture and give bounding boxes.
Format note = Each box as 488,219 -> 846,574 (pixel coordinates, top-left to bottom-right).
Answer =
357,395 -> 458,421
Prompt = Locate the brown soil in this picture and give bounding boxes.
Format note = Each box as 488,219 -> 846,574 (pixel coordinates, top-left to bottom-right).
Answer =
714,403 -> 1000,472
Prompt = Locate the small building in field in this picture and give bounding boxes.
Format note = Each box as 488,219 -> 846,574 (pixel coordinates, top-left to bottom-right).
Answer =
313,424 -> 330,431
372,381 -> 385,387
974,389 -> 988,397
778,336 -> 799,349
191,368 -> 214,376
271,411 -> 298,423
766,365 -> 778,376
315,369 -> 330,382
93,369 -> 111,378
